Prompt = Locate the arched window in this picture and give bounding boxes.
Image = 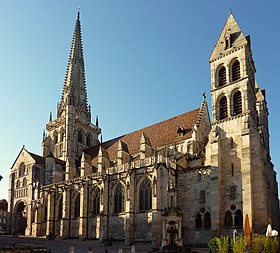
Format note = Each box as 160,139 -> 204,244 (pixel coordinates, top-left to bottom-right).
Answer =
114,183 -> 124,214
58,197 -> 63,220
225,210 -> 233,227
195,213 -> 202,228
233,91 -> 242,115
78,130 -> 83,144
230,185 -> 237,200
74,193 -> 80,218
139,178 -> 152,211
235,209 -> 243,227
86,134 -> 92,147
16,180 -> 20,189
204,212 -> 211,228
19,163 -> 25,177
232,60 -> 240,82
60,129 -> 65,142
92,188 -> 100,216
53,131 -> 58,144
219,96 -> 228,120
218,66 -> 227,87
22,178 -> 27,187
199,190 -> 206,204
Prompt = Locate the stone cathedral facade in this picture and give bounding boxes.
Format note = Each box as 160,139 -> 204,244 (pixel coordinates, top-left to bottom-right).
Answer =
7,11 -> 279,247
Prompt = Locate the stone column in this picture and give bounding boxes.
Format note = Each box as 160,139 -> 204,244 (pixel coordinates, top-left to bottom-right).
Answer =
79,183 -> 88,239
62,188 -> 70,239
34,206 -> 41,236
46,192 -> 54,236
25,200 -> 32,236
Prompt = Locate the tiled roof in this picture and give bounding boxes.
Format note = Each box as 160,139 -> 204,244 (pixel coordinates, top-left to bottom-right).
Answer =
85,107 -> 201,163
28,152 -> 45,164
28,151 -> 66,166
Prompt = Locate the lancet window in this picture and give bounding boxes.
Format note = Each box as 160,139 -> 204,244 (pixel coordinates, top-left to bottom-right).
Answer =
114,183 -> 124,214
139,178 -> 152,211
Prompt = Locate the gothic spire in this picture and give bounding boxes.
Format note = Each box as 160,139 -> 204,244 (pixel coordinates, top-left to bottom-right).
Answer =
209,11 -> 248,62
57,10 -> 90,122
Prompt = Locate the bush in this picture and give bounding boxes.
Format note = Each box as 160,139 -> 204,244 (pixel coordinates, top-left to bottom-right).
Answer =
209,234 -> 279,253
217,236 -> 229,253
264,236 -> 279,253
251,234 -> 266,253
232,236 -> 247,253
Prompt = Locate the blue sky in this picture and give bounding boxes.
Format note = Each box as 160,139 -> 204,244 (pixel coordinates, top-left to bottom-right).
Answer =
0,0 -> 280,200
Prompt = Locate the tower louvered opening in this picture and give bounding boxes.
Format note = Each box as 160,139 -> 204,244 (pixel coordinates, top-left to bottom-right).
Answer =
219,96 -> 228,120
218,66 -> 227,87
232,61 -> 240,81
233,91 -> 242,115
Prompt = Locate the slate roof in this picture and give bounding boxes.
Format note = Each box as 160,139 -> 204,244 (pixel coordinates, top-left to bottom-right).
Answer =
85,107 -> 201,163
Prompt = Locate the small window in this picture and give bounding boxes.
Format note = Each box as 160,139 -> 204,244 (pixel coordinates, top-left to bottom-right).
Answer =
235,209 -> 243,227
53,132 -> 58,144
231,163 -> 234,177
19,163 -> 25,177
218,66 -> 227,87
233,91 -> 242,115
22,178 -> 27,187
232,61 -> 240,82
204,212 -> 211,228
225,210 -> 233,227
86,134 -> 92,146
195,213 -> 202,228
16,180 -> 20,189
60,129 -> 65,142
78,130 -> 83,144
219,96 -> 228,120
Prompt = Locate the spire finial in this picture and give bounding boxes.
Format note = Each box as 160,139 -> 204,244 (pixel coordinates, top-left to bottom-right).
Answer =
49,112 -> 52,122
96,115 -> 99,127
42,129 -> 46,143
230,8 -> 232,15
202,92 -> 206,101
77,6 -> 80,20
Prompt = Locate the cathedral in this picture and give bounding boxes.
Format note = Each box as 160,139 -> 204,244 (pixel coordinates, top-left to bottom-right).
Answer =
7,11 -> 279,248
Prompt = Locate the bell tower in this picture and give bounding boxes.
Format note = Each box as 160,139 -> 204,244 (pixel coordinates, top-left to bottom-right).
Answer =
42,11 -> 101,179
207,11 -> 279,233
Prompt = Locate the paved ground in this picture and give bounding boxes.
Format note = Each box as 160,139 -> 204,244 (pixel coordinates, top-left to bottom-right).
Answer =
0,235 -> 208,253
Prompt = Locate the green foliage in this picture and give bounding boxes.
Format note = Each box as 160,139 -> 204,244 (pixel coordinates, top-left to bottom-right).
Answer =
209,234 -> 280,253
231,236 -> 247,253
208,237 -> 218,250
251,234 -> 266,253
217,236 -> 229,253
264,236 -> 279,253
208,236 -> 229,253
